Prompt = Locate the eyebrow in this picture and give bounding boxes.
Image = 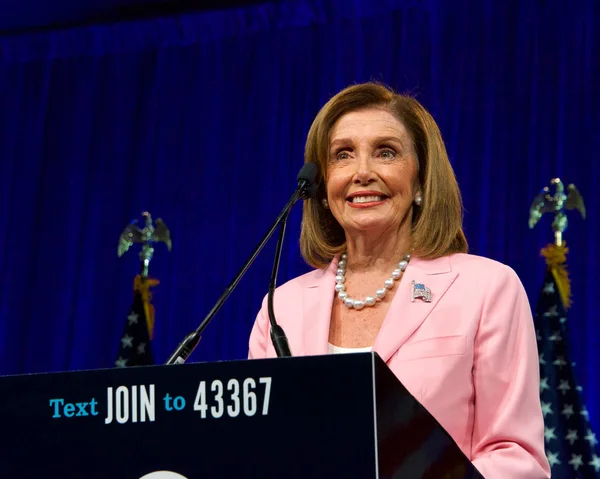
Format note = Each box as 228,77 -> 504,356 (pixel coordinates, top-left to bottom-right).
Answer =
330,135 -> 404,150
370,136 -> 403,145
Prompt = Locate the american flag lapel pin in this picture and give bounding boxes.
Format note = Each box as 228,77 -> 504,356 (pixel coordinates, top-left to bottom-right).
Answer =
411,280 -> 432,303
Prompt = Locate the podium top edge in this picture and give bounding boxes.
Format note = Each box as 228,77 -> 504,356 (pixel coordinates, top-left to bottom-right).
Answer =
0,352 -> 383,379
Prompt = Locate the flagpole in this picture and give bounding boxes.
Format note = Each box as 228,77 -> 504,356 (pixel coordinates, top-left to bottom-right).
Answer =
139,217 -> 155,283
529,179 -> 599,476
115,211 -> 172,368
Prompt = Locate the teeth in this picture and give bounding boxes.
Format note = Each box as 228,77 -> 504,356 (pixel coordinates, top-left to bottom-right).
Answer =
351,195 -> 383,204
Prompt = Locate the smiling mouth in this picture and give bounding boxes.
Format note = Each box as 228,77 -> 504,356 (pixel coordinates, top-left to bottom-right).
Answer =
349,195 -> 385,204
345,194 -> 389,207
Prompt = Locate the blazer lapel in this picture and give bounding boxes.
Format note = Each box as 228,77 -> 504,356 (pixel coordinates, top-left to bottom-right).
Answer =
373,256 -> 458,363
302,258 -> 338,356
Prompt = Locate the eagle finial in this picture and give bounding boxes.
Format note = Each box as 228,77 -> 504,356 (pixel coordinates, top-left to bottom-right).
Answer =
118,212 -> 172,278
528,178 -> 585,245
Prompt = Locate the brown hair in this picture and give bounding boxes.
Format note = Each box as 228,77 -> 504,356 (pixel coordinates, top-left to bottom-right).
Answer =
300,82 -> 468,269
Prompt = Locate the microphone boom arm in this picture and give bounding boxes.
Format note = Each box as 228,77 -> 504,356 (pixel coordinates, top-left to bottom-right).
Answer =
268,213 -> 292,357
165,188 -> 303,365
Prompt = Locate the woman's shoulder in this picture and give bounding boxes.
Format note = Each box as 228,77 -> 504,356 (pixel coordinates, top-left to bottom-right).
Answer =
274,264 -> 332,293
415,252 -> 514,272
447,252 -> 512,270
444,253 -> 523,285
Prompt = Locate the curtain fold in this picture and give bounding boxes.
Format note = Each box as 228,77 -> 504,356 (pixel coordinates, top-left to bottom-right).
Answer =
0,0 -> 598,429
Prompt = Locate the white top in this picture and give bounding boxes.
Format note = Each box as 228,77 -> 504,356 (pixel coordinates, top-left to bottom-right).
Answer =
327,342 -> 372,354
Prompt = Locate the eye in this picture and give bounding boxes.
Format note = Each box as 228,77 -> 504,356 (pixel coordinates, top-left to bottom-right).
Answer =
378,147 -> 397,159
332,148 -> 352,161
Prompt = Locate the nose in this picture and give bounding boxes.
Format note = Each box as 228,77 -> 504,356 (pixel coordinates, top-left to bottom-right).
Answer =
352,153 -> 376,185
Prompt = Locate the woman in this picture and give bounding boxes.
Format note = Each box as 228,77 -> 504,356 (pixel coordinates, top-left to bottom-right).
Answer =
248,82 -> 550,478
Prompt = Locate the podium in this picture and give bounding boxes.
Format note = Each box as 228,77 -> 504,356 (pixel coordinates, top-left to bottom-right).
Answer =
0,353 -> 482,478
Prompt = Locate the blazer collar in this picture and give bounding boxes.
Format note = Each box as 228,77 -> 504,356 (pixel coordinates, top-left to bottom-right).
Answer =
301,255 -> 457,360
373,256 -> 458,363
302,258 -> 339,356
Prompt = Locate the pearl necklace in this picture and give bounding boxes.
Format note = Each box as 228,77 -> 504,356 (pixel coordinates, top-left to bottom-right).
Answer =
335,252 -> 411,310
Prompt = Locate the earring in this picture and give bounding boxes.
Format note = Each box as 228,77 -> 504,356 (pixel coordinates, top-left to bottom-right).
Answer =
321,198 -> 329,209
415,194 -> 423,206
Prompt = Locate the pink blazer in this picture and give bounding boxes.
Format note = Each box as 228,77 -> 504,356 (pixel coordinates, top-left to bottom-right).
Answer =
248,253 -> 551,478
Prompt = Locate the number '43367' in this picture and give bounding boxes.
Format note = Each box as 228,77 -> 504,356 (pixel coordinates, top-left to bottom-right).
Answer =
193,377 -> 272,419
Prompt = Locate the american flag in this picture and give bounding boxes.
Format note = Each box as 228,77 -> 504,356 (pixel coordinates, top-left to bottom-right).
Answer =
114,275 -> 158,368
534,264 -> 600,478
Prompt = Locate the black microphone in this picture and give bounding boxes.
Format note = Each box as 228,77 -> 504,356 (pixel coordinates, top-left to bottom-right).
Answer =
268,170 -> 318,357
165,163 -> 318,365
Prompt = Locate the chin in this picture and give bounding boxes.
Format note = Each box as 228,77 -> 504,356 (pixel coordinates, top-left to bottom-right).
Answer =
346,220 -> 393,234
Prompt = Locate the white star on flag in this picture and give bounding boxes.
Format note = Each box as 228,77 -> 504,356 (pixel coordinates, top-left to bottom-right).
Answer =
553,356 -> 567,369
559,316 -> 567,324
590,454 -> 600,472
540,377 -> 550,392
585,429 -> 598,447
128,312 -> 139,324
137,342 -> 146,354
565,429 -> 578,445
547,451 -> 561,467
543,282 -> 555,294
549,331 -> 563,341
581,407 -> 590,420
561,404 -> 574,418
115,357 -> 128,368
569,454 -> 583,471
541,402 -> 553,417
120,334 -> 134,348
557,380 -> 571,395
539,353 -> 546,364
545,427 -> 557,442
544,305 -> 558,317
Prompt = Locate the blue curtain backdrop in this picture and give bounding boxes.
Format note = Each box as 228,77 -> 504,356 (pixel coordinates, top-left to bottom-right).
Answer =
0,0 -> 598,428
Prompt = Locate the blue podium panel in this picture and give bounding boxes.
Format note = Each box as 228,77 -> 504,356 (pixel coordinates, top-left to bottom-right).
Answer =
0,353 -> 482,478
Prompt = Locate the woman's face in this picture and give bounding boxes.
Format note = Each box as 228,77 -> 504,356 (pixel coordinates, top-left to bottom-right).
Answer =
326,107 -> 420,238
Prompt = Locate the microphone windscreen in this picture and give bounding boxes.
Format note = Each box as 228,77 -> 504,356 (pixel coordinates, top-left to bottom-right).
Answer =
297,163 -> 317,185
304,182 -> 318,199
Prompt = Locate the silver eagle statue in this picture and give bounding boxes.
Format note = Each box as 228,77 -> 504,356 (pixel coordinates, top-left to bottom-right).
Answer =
118,212 -> 172,278
528,178 -> 586,246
